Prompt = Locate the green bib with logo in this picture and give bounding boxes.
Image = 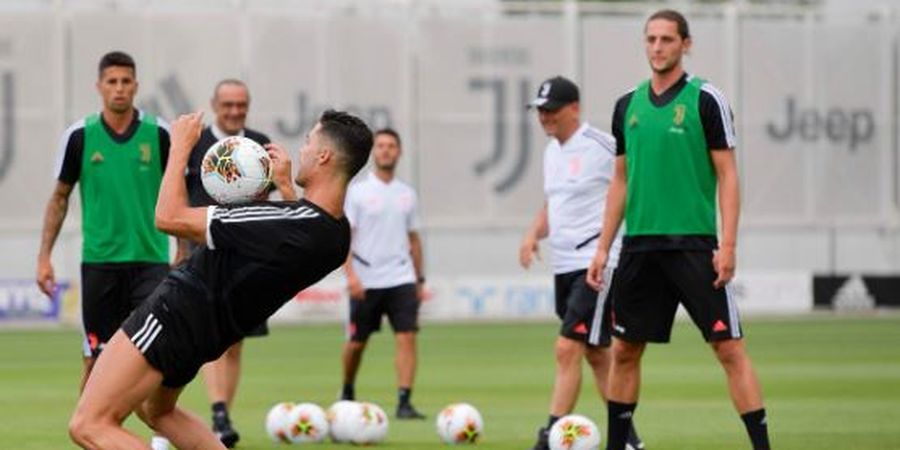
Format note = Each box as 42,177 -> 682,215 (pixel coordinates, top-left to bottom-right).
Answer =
622,77 -> 717,237
79,113 -> 168,263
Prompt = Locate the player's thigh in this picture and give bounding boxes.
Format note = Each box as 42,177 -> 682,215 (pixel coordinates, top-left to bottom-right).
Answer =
385,284 -> 420,333
349,288 -> 386,341
661,251 -> 743,342
75,329 -> 164,422
612,252 -> 680,343
81,264 -> 127,357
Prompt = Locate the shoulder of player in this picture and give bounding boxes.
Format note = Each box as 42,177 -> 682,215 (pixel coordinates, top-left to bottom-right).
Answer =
576,124 -> 616,155
695,79 -> 732,113
60,118 -> 86,144
211,201 -> 324,222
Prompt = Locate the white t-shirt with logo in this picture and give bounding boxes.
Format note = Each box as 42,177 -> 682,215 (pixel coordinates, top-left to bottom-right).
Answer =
543,122 -> 622,274
345,172 -> 420,289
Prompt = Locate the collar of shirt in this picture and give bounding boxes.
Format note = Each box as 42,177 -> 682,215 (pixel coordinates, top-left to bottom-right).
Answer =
554,122 -> 590,151
368,170 -> 396,187
210,123 -> 245,141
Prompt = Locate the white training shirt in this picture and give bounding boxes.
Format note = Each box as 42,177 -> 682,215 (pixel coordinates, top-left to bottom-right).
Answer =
344,171 -> 420,289
543,122 -> 622,274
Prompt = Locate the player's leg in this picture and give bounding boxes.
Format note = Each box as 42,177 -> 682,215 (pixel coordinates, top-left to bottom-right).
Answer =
202,341 -> 243,447
136,384 -> 226,450
342,288 -> 381,400
127,264 -> 173,450
605,252 -> 676,450
69,330 -> 164,450
664,251 -> 770,450
387,284 -> 425,419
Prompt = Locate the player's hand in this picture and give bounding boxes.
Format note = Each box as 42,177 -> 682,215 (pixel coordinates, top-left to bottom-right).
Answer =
170,111 -> 204,156
264,143 -> 293,186
712,246 -> 736,289
586,249 -> 608,291
36,257 -> 56,297
415,281 -> 426,302
518,235 -> 541,269
347,276 -> 365,301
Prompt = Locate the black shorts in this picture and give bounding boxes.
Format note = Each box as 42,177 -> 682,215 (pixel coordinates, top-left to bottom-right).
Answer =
612,250 -> 743,343
121,271 -> 239,388
554,268 -> 613,347
348,283 -> 419,342
81,263 -> 168,358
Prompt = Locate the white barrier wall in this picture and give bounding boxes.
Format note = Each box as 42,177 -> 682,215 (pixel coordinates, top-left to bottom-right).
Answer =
0,2 -> 898,325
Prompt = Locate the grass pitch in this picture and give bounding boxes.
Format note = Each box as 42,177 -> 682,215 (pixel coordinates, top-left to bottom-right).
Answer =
1,316 -> 899,449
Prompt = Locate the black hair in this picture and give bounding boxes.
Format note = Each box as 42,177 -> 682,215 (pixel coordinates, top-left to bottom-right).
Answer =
646,9 -> 691,40
98,51 -> 136,78
318,109 -> 373,179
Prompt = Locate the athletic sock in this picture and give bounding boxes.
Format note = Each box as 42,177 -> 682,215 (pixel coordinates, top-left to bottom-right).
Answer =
606,401 -> 636,450
398,387 -> 412,406
740,408 -> 770,450
212,401 -> 229,425
627,421 -> 644,449
342,383 -> 355,401
546,415 -> 560,429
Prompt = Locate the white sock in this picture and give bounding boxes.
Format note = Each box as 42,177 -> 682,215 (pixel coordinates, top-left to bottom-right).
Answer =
150,435 -> 170,450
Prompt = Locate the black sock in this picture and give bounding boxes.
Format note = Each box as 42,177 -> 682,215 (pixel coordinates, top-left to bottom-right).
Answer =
741,408 -> 770,450
341,383 -> 355,401
627,420 -> 643,448
606,401 -> 636,450
546,415 -> 560,429
211,401 -> 228,423
398,387 -> 412,406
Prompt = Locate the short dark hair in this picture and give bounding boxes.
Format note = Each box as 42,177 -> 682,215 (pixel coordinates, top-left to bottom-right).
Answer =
646,9 -> 690,40
98,51 -> 136,78
318,109 -> 373,180
374,127 -> 402,148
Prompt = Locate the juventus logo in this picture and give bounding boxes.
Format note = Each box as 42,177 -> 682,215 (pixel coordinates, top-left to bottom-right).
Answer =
539,82 -> 551,98
673,104 -> 686,126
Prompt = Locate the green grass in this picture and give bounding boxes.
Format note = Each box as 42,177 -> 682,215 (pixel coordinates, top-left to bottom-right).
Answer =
1,316 -> 900,449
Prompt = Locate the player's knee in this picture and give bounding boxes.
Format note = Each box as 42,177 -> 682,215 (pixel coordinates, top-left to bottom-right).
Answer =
555,337 -> 584,365
611,341 -> 643,367
712,339 -> 745,367
68,411 -> 100,447
585,346 -> 609,368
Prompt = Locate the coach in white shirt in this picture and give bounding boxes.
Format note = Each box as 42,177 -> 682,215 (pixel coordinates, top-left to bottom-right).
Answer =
340,128 -> 427,420
519,76 -> 643,450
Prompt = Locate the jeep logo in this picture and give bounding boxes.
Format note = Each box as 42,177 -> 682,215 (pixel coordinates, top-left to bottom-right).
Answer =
766,96 -> 875,151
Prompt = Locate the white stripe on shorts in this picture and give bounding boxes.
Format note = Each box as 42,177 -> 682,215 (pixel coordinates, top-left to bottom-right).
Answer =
725,283 -> 741,339
130,313 -> 156,345
133,317 -> 159,351
588,266 -> 615,346
138,322 -> 163,353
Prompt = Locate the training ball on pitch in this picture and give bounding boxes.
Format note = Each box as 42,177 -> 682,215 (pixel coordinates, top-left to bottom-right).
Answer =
548,414 -> 601,450
201,135 -> 272,204
285,402 -> 329,443
355,401 -> 390,444
327,400 -> 360,443
265,402 -> 295,443
436,403 -> 483,444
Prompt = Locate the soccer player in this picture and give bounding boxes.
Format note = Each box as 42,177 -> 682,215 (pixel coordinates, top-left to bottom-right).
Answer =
340,128 -> 427,420
36,50 -> 170,393
181,78 -> 275,447
520,76 -> 642,450
68,109 -> 372,450
587,10 -> 770,450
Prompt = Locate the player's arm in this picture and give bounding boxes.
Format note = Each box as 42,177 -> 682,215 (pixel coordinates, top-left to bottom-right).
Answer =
36,181 -> 74,296
519,202 -> 548,269
587,155 -> 627,290
155,112 -> 208,243
409,231 -> 426,300
711,149 -> 740,288
264,143 -> 297,201
343,230 -> 365,300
